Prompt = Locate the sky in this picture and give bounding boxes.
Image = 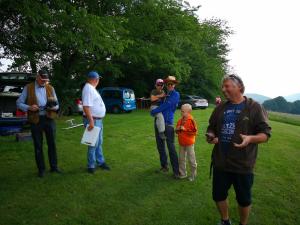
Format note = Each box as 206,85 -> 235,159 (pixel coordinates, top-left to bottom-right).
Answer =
189,0 -> 300,98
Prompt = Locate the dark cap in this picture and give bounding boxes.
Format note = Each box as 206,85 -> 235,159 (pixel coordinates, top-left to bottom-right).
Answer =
38,69 -> 49,80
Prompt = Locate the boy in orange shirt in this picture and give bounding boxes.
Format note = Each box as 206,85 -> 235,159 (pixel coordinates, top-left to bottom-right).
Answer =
175,104 -> 198,181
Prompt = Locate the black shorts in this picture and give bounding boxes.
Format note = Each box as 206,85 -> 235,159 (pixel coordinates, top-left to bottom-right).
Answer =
212,168 -> 254,207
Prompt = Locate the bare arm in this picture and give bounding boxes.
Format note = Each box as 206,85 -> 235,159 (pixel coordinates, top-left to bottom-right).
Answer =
150,93 -> 165,102
151,95 -> 160,102
83,106 -> 94,131
234,133 -> 268,148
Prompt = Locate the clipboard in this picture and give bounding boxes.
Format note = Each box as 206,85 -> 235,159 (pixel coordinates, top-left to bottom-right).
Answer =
81,126 -> 100,147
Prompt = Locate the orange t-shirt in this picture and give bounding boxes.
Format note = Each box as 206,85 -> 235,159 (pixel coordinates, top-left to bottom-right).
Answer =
176,115 -> 198,146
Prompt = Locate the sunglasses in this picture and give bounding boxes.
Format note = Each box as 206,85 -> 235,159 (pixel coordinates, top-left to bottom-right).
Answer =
156,83 -> 164,87
167,83 -> 175,86
228,74 -> 242,85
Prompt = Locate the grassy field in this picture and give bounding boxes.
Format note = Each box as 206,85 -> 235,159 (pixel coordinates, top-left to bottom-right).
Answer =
268,111 -> 300,127
0,109 -> 300,225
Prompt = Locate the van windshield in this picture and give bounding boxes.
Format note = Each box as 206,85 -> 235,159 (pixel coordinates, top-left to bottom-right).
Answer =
124,90 -> 135,99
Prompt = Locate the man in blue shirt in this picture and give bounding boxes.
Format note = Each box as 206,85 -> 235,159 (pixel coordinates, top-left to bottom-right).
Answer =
16,69 -> 60,178
151,76 -> 180,178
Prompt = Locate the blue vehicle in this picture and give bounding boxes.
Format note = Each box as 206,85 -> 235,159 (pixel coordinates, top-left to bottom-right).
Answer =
99,87 -> 136,113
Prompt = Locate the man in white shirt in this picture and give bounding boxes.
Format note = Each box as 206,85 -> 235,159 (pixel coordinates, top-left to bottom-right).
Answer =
82,71 -> 110,173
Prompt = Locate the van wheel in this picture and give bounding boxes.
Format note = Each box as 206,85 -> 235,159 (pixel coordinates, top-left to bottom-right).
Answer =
112,106 -> 121,114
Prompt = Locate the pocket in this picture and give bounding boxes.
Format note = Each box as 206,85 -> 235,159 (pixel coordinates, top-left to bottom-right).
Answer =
226,144 -> 258,172
212,145 -> 226,169
228,145 -> 247,160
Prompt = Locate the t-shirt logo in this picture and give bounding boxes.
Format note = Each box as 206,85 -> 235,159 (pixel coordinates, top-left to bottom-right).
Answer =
220,102 -> 246,152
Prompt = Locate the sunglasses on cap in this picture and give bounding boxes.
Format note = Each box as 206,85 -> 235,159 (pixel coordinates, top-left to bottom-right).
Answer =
228,74 -> 243,85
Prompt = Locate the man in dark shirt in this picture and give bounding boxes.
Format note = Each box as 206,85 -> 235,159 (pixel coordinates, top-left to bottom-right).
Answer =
206,74 -> 271,225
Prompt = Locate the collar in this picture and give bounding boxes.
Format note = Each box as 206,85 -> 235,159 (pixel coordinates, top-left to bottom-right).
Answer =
225,96 -> 248,105
167,89 -> 175,95
35,81 -> 45,88
182,114 -> 193,121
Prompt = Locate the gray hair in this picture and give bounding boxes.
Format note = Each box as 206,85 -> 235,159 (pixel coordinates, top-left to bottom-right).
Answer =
222,74 -> 245,93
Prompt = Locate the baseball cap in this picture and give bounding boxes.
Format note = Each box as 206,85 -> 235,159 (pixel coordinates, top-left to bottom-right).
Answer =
38,69 -> 49,81
156,79 -> 164,85
87,71 -> 102,79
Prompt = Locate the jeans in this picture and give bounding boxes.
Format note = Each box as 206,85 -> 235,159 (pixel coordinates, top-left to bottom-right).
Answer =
154,121 -> 179,175
31,116 -> 57,172
83,118 -> 105,169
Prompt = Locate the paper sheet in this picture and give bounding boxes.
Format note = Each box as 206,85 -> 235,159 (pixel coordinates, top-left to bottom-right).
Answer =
81,126 -> 100,147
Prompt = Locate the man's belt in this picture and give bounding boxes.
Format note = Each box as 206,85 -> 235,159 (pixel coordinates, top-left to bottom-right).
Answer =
83,115 -> 103,120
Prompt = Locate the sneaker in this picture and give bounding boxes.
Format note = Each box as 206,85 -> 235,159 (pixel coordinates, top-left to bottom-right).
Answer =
87,168 -> 95,174
38,170 -> 45,178
188,176 -> 195,181
161,167 -> 169,173
179,175 -> 188,179
99,163 -> 110,171
155,167 -> 169,173
217,219 -> 232,225
173,174 -> 181,179
159,132 -> 166,140
50,168 -> 63,174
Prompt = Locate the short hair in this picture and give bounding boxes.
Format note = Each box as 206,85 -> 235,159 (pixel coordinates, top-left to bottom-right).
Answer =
222,74 -> 245,93
181,103 -> 192,112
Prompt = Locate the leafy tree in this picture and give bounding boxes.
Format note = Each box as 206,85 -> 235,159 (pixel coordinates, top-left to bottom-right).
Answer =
1,0 -> 231,112
0,0 -> 130,113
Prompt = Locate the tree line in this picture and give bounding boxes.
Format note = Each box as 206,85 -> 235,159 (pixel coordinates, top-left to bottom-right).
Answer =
263,96 -> 300,115
0,0 -> 231,113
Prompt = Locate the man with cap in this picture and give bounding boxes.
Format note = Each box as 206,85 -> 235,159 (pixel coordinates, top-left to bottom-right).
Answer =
82,71 -> 110,174
150,78 -> 166,139
151,75 -> 180,178
17,69 -> 60,177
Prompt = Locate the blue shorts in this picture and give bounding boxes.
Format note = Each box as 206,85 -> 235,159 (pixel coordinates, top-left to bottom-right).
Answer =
212,168 -> 254,207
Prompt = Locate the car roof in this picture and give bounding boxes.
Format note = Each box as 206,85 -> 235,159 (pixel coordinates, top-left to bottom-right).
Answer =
100,87 -> 134,91
192,95 -> 204,98
181,94 -> 205,99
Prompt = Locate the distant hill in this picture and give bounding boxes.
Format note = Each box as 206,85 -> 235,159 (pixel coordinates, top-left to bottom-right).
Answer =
284,93 -> 300,102
263,96 -> 300,115
245,93 -> 271,104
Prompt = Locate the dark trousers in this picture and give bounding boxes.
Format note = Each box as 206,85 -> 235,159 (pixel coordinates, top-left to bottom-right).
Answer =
155,122 -> 179,175
30,116 -> 57,172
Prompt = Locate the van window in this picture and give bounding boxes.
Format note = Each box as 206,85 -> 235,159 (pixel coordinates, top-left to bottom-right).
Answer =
102,90 -> 121,99
0,85 -> 24,96
124,90 -> 135,99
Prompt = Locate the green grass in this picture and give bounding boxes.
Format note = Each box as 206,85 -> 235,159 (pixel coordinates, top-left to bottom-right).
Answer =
0,109 -> 300,225
268,111 -> 300,127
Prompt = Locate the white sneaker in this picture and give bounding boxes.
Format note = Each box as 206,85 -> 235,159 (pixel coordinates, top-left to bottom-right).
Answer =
179,175 -> 187,179
188,176 -> 195,181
